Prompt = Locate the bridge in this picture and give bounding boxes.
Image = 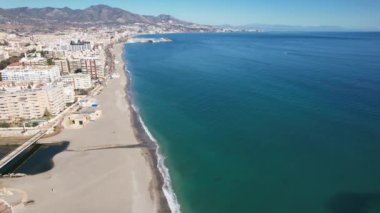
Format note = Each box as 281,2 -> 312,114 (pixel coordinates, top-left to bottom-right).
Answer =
0,84 -> 99,173
0,130 -> 47,172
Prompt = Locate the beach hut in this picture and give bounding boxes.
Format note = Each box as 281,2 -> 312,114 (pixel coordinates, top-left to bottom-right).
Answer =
67,114 -> 90,129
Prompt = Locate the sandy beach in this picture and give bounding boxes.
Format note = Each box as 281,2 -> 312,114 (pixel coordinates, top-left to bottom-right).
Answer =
0,43 -> 168,212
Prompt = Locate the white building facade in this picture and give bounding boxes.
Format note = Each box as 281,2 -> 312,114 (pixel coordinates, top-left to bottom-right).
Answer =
0,66 -> 61,83
62,73 -> 92,90
69,40 -> 92,52
63,84 -> 75,104
0,82 -> 65,119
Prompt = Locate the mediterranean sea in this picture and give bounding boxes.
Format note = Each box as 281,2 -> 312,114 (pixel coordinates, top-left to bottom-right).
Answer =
125,32 -> 380,213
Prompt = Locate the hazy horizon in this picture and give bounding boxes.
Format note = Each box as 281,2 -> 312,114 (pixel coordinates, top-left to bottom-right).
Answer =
1,0 -> 379,30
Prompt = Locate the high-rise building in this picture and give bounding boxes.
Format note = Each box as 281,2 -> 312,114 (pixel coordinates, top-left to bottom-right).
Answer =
81,57 -> 105,79
0,82 -> 65,119
62,73 -> 92,90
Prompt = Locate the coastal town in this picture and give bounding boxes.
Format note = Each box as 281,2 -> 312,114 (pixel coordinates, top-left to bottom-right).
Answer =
0,29 -> 128,137
0,4 -> 252,213
0,1 -> 378,213
0,3 -> 241,211
0,23 -> 179,212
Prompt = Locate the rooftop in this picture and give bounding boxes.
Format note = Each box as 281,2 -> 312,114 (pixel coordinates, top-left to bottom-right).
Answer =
1,65 -> 59,72
70,40 -> 91,45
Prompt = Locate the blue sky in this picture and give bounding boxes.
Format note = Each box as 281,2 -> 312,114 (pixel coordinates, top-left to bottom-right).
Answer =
1,0 -> 380,29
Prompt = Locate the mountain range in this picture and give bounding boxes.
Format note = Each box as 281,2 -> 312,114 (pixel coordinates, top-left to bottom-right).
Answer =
0,5 -> 211,32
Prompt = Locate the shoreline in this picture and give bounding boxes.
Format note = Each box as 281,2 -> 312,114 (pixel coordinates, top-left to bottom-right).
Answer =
121,43 -> 174,212
0,42 -> 168,212
122,38 -> 181,212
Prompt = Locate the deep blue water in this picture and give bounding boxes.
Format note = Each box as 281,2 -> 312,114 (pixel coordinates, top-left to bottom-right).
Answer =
125,32 -> 380,213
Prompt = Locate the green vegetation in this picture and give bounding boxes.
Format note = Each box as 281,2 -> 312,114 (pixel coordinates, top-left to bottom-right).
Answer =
39,51 -> 49,57
0,55 -> 22,70
0,50 -> 53,70
0,60 -> 7,70
25,122 -> 39,127
47,58 -> 55,65
0,122 -> 11,128
0,115 -> 50,128
0,119 -> 22,128
75,89 -> 89,95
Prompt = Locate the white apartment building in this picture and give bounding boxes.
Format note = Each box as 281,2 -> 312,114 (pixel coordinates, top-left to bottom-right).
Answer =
63,84 -> 75,104
0,82 -> 65,120
69,40 -> 92,52
45,82 -> 66,115
0,65 -> 61,83
62,73 -> 92,90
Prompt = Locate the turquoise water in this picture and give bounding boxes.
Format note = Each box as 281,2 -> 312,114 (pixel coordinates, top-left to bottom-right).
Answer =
125,32 -> 380,213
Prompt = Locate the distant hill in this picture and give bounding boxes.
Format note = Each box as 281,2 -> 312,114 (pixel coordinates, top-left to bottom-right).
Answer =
0,4 -> 211,32
218,24 -> 350,32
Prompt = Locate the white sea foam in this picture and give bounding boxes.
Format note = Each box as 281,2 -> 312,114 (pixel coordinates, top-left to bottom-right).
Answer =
125,51 -> 180,212
126,68 -> 131,76
131,99 -> 181,213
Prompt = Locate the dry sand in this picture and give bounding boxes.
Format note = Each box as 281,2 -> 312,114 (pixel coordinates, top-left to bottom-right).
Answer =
0,43 -> 166,213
